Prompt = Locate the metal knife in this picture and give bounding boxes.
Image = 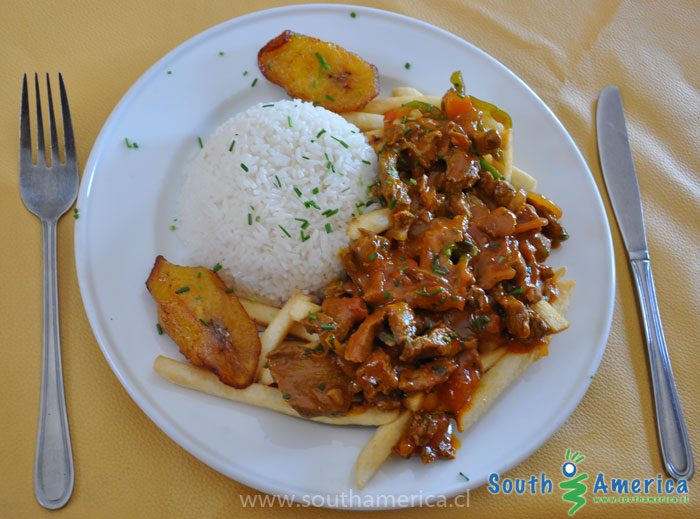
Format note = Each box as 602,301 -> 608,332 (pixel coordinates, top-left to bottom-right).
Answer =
596,85 -> 694,480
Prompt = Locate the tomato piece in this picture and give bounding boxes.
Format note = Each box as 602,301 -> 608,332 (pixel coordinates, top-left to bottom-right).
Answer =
443,90 -> 475,121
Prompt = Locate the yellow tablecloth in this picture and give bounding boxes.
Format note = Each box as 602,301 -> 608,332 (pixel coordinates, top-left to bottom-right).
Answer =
1,1 -> 698,517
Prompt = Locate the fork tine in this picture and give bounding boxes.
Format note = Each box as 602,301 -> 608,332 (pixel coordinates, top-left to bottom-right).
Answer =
34,73 -> 47,166
19,74 -> 32,169
58,73 -> 76,164
46,73 -> 61,166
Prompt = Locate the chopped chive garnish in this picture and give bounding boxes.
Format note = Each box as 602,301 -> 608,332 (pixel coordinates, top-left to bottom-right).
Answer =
175,286 -> 190,294
378,142 -> 387,155
300,231 -> 310,242
405,62 -> 411,69
308,312 -> 318,320
240,163 -> 249,172
362,159 -> 371,165
279,225 -> 291,238
330,136 -> 349,148
170,225 -> 176,231
325,223 -> 333,233
229,139 -> 236,151
342,187 -> 351,192
316,129 -> 327,138
282,393 -> 291,400
399,266 -> 409,272
225,288 -> 234,294
219,51 -> 224,56
428,288 -> 444,296
384,291 -> 390,298
262,103 -> 274,107
213,263 -> 222,272
320,324 -> 336,330
251,78 -> 258,87
255,216 -> 260,222
509,287 -> 525,295
312,79 -> 317,88
295,217 -> 310,229
293,186 -> 302,197
302,155 -> 310,160
325,94 -> 335,101
199,318 -> 209,326
156,323 -> 163,335
350,11 -> 356,18
124,137 -> 133,148
459,472 -> 470,482
198,136 -> 203,148
243,70 -> 248,76
275,175 -> 282,187
409,178 -> 418,186
318,382 -> 326,391
288,115 -> 293,127
369,252 -> 378,261
167,71 -> 172,75
389,197 -> 397,209
248,213 -> 252,225
316,52 -> 331,70
440,294 -> 447,303
321,209 -> 339,217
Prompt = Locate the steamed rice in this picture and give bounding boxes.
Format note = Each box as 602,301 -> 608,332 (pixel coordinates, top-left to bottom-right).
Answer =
177,99 -> 379,305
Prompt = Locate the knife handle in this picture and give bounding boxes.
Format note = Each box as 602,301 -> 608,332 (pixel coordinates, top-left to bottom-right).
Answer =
630,256 -> 694,480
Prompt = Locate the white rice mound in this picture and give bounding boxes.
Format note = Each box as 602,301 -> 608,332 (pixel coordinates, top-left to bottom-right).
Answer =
177,99 -> 379,306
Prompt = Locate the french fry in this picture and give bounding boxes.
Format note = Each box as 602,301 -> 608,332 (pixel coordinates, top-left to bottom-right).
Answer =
256,293 -> 314,385
363,95 -> 442,115
502,129 -> 513,180
154,356 -> 398,426
391,87 -> 423,97
241,299 -> 316,341
341,112 -> 384,132
481,346 -> 508,372
510,165 -> 537,191
355,410 -> 412,489
458,347 -> 544,432
553,280 -> 576,314
533,299 -> 569,333
287,299 -> 322,322
347,208 -> 391,240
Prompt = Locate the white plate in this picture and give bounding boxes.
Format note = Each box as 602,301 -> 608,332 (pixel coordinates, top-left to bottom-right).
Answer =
75,4 -> 615,509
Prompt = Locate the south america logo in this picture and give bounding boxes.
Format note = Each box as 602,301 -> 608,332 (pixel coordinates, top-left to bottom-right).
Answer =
559,449 -> 588,515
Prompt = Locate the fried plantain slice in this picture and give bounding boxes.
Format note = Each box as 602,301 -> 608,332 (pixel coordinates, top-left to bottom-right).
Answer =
258,30 -> 379,112
146,256 -> 261,388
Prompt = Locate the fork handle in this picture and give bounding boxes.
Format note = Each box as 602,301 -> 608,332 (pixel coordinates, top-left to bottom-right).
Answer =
630,257 -> 694,480
34,219 -> 74,509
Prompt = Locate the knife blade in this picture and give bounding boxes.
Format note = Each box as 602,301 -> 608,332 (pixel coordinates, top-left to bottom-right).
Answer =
597,86 -> 694,480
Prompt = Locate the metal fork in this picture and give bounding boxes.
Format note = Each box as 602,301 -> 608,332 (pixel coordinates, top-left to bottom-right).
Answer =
19,73 -> 78,510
